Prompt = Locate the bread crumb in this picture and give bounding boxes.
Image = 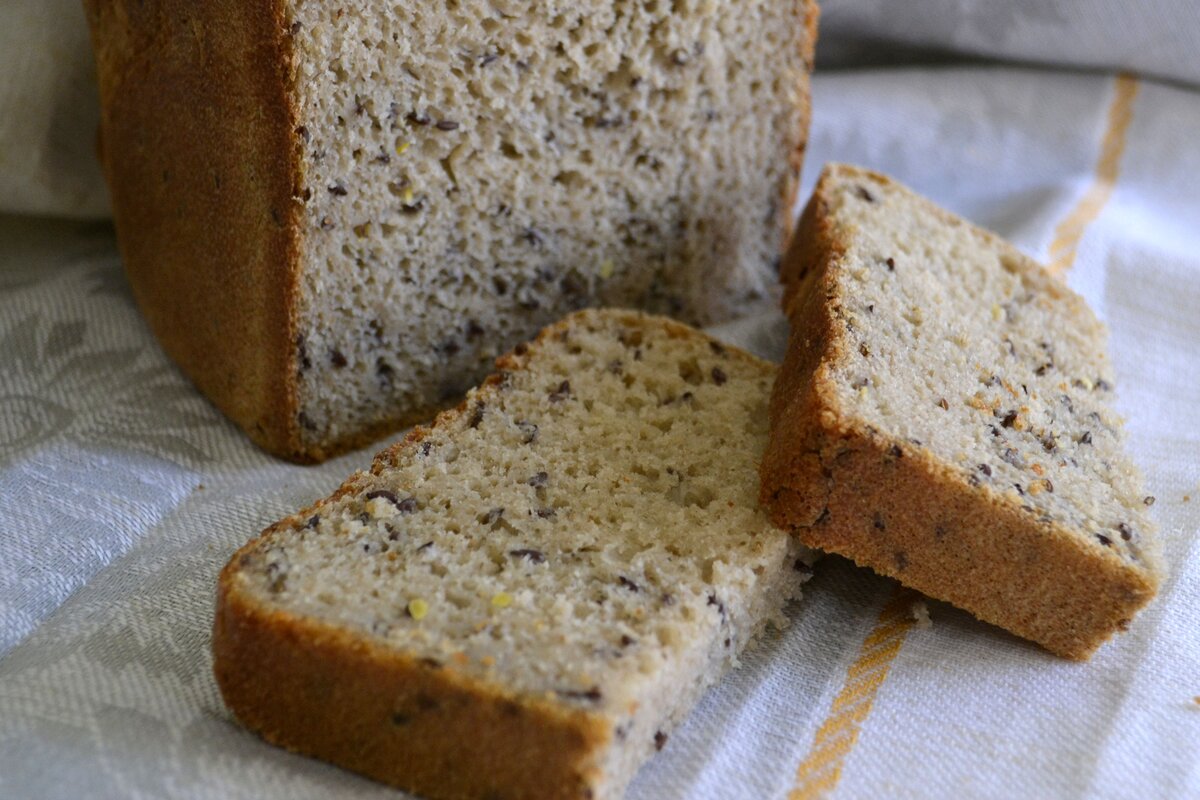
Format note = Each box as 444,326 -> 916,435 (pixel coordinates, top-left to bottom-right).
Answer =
910,600 -> 931,629
366,497 -> 397,518
491,592 -> 513,608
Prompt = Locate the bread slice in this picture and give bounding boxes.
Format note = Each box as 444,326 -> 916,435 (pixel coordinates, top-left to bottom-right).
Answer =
83,0 -> 819,463
214,309 -> 815,799
761,164 -> 1161,660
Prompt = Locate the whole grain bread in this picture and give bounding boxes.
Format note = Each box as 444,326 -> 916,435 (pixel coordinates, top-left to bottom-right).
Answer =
214,309 -> 815,800
83,0 -> 818,463
760,164 -> 1161,660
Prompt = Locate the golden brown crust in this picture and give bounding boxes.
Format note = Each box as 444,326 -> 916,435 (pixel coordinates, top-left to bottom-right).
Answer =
84,0 -> 304,459
761,168 -> 1159,660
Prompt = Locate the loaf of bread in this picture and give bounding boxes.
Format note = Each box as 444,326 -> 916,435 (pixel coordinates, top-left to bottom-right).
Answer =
761,163 -> 1161,659
214,309 -> 816,799
83,0 -> 818,462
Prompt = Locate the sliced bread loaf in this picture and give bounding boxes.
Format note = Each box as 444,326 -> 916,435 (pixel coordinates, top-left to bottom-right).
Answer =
761,164 -> 1161,659
214,309 -> 815,799
84,0 -> 818,462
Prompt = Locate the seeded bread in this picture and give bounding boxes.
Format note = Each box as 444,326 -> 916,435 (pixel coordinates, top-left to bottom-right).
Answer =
83,0 -> 819,463
214,309 -> 815,799
761,164 -> 1162,660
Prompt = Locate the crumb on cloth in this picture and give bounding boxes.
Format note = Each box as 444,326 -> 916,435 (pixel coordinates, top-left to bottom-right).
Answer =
910,600 -> 932,628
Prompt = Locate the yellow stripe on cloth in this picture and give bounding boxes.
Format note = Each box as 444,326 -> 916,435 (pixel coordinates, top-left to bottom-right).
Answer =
789,586 -> 920,800
1047,73 -> 1139,275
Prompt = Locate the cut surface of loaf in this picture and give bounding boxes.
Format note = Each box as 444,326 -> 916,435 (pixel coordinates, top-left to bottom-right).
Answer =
761,164 -> 1161,659
84,0 -> 818,462
215,310 -> 815,800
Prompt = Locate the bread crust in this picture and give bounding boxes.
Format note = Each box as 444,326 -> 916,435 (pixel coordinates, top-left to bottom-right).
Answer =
761,167 -> 1159,660
84,0 -> 307,458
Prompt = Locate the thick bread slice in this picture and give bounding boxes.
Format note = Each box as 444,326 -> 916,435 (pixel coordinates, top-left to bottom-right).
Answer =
761,164 -> 1161,660
84,0 -> 819,463
215,309 -> 815,799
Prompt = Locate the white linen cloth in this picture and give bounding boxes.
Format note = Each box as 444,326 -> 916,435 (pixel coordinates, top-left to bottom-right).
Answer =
2,6 -> 1200,800
818,0 -> 1200,86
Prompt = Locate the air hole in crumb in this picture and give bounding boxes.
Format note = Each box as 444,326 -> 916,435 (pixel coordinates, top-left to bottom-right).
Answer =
677,358 -> 703,385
